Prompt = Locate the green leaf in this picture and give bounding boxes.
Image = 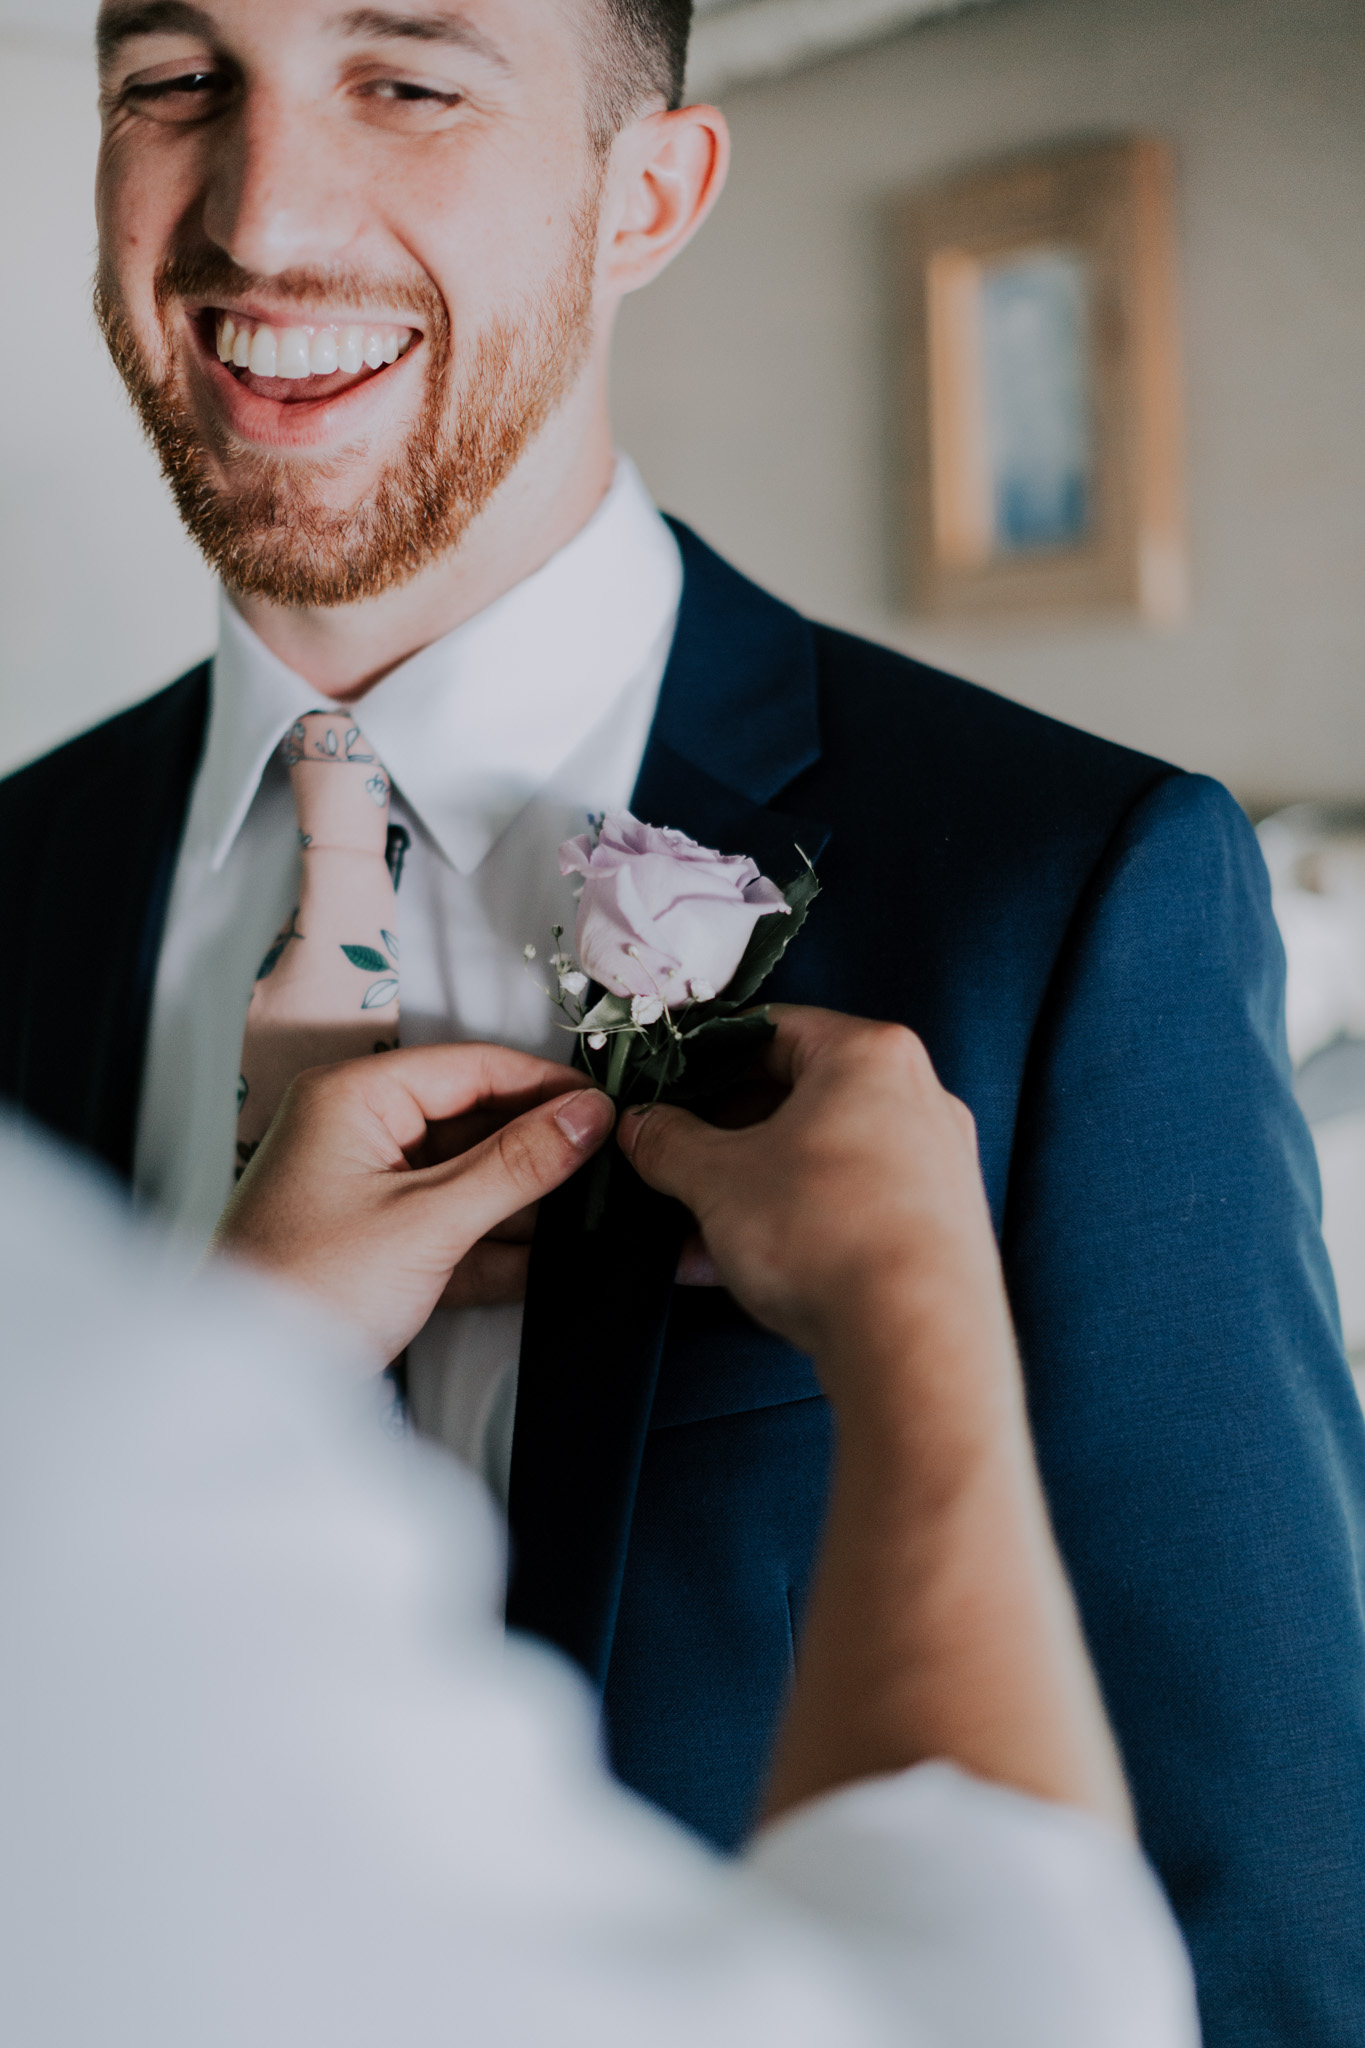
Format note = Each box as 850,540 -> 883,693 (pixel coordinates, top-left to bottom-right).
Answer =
631,1033 -> 687,1096
677,1008 -> 764,1046
341,944 -> 388,973
660,1008 -> 776,1105
579,991 -> 633,1033
719,858 -> 821,1009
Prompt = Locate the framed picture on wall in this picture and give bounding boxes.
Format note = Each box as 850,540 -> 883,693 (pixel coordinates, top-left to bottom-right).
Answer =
896,136 -> 1188,623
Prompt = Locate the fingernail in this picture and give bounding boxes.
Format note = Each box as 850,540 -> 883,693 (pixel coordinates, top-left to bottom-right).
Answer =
554,1089 -> 614,1149
616,1104 -> 650,1160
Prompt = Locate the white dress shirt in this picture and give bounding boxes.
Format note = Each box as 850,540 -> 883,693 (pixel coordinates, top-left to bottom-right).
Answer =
0,1120 -> 1200,2048
134,457 -> 682,1499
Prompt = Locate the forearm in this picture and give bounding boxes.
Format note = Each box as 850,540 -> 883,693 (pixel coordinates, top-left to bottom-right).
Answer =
617,1014 -> 1135,1836
763,1293 -> 1133,1834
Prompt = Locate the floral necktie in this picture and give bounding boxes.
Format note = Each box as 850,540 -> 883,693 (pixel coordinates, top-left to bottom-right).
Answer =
236,712 -> 399,1173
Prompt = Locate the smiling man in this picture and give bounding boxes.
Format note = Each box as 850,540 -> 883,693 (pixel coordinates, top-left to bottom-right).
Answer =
90,0 -> 705,661
2,7 -> 1364,2045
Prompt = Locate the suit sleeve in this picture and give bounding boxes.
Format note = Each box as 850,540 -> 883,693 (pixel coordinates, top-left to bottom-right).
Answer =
1006,770 -> 1365,2048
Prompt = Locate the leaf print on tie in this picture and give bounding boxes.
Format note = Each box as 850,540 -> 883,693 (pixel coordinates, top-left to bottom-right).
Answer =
341,945 -> 389,973
257,908 -> 303,980
385,825 -> 410,892
342,932 -> 398,1014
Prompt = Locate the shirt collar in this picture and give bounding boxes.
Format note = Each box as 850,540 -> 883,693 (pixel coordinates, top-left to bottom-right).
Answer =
200,600 -> 322,873
201,457 -> 682,876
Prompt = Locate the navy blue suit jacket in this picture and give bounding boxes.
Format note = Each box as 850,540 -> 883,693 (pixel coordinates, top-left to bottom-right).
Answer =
4,523 -> 1365,2047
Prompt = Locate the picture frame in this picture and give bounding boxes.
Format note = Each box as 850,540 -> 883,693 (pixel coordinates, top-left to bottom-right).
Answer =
895,136 -> 1188,623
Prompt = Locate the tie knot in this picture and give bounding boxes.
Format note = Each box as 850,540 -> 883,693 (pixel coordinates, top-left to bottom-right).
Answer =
282,712 -> 390,851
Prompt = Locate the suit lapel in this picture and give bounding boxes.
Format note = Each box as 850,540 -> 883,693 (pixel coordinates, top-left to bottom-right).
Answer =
506,524 -> 830,1687
10,669 -> 208,1179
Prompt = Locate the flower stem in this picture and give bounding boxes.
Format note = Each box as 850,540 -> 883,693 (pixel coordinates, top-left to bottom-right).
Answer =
584,1029 -> 634,1231
605,1029 -> 632,1100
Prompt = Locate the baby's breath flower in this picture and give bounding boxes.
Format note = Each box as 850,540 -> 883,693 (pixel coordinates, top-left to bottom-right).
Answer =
523,944 -> 537,961
560,969 -> 588,997
631,994 -> 665,1026
587,1030 -> 608,1050
688,979 -> 716,1003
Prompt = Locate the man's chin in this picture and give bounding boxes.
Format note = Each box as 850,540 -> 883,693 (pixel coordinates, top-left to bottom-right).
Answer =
173,483 -> 470,609
141,377 -> 480,607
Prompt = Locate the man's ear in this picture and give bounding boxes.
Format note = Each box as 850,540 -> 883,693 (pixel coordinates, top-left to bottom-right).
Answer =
600,103 -> 730,296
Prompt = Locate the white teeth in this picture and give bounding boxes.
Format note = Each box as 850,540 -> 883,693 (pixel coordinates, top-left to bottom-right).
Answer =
275,327 -> 311,379
213,313 -> 415,382
310,328 -> 339,375
248,325 -> 277,377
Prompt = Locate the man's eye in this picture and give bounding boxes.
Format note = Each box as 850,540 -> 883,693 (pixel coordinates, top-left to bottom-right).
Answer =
123,70 -> 232,118
361,79 -> 464,108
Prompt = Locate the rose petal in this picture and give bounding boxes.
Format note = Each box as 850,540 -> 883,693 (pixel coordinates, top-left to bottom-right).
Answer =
567,809 -> 789,1003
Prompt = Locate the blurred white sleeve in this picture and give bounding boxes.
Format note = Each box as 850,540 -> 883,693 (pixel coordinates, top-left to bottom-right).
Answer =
0,1125 -> 1199,2048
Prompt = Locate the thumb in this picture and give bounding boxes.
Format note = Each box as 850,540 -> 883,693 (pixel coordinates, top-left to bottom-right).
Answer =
434,1088 -> 615,1243
618,1102 -> 729,1210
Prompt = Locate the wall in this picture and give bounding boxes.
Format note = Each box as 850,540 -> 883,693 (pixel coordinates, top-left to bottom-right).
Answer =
2,0 -> 1361,804
0,35 -> 217,775
614,0 -> 1365,811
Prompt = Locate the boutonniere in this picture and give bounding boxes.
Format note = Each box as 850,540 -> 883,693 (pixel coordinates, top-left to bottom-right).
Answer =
527,810 -> 818,1225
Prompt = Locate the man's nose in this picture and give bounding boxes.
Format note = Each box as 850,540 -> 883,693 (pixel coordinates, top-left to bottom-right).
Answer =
201,92 -> 361,278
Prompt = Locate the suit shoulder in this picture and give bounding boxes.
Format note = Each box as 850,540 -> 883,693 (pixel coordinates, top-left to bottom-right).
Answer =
0,665 -> 210,820
1081,769 -> 1274,953
808,620 -> 1178,819
791,620 -> 1214,932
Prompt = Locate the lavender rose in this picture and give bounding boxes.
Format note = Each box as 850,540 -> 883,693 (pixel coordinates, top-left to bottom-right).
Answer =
559,811 -> 789,1004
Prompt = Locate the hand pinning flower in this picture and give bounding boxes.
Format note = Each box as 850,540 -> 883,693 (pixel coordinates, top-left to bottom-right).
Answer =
526,815 -> 820,1225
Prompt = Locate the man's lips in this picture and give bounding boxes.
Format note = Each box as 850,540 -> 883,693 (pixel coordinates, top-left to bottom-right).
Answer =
185,304 -> 425,447
228,362 -> 388,405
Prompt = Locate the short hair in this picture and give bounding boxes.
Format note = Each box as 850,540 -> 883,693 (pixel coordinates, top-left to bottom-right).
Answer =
589,0 -> 693,141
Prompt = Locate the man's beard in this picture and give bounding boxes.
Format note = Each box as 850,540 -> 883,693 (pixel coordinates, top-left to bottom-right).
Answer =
93,210 -> 600,608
